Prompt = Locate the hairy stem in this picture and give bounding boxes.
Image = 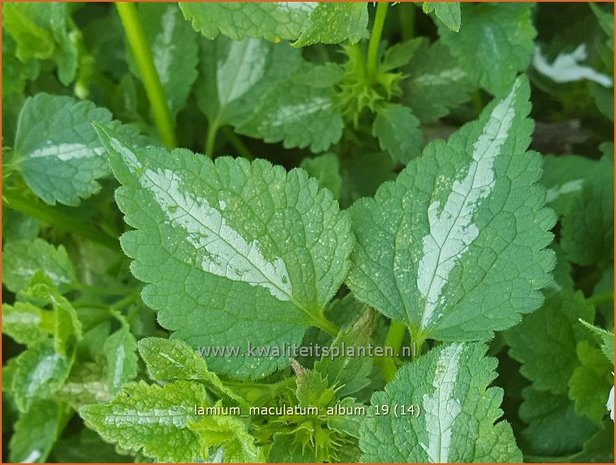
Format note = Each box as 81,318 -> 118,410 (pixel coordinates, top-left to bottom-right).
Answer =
116,2 -> 177,148
367,2 -> 389,77
313,313 -> 341,338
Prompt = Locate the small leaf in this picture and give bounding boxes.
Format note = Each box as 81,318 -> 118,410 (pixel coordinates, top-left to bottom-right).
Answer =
237,76 -> 343,153
3,3 -> 77,85
2,238 -> 76,293
438,3 -> 536,95
372,103 -> 423,163
189,411 -> 264,462
11,340 -> 73,412
2,302 -> 52,347
579,320 -> 614,364
360,343 -> 522,462
12,94 -> 144,206
542,154 -> 600,218
199,37 -> 342,153
348,77 -> 555,341
380,38 -> 423,73
423,2 -> 461,32
2,30 -> 40,96
561,157 -> 614,266
9,400 -> 70,463
80,381 -> 209,463
405,40 -> 474,123
506,291 -> 594,394
314,308 -> 375,398
519,387 -> 597,456
300,153 -> 342,200
103,324 -> 138,394
137,337 -> 246,406
568,341 -> 613,426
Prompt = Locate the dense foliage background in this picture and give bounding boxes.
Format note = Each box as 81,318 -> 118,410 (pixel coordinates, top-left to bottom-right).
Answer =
2,2 -> 614,463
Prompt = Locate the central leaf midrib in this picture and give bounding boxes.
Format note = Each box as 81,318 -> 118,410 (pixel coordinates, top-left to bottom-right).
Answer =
141,168 -> 319,325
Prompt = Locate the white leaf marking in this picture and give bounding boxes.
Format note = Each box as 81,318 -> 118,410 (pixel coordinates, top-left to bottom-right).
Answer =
115,144 -> 293,301
30,143 -> 104,161
417,79 -> 520,329
217,38 -> 267,105
533,44 -> 613,88
420,343 -> 464,463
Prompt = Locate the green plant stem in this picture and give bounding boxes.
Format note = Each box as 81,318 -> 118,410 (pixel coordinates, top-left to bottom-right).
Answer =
116,2 -> 176,148
400,3 -> 416,42
3,190 -> 118,250
381,320 -> 406,382
587,291 -> 614,306
222,127 -> 254,160
471,90 -> 484,116
367,2 -> 389,77
204,118 -> 220,157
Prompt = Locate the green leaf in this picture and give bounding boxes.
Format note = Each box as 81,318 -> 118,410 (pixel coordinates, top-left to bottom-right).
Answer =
2,208 -> 40,242
2,302 -> 52,346
542,154 -> 600,218
200,37 -> 342,153
360,343 -> 522,462
80,380 -> 209,462
199,37 -> 299,125
348,77 -> 555,342
506,291 -> 594,394
381,38 -> 423,73
236,75 -> 343,153
560,157 -> 614,266
292,62 -> 345,88
438,4 -> 536,95
372,103 -> 423,163
3,3 -> 77,85
9,400 -> 70,463
189,411 -> 264,462
314,308 -> 375,399
423,2 -> 461,32
405,40 -> 474,123
300,153 -> 342,200
519,387 -> 598,456
12,93 -> 144,206
98,125 -> 353,379
292,3 -> 369,48
134,3 -> 198,119
18,279 -> 83,357
103,324 -> 138,394
340,151 -> 396,208
2,239 -> 76,293
2,30 -> 40,96
57,361 -> 113,408
52,428 -> 129,463
137,337 -> 246,406
579,320 -> 614,364
11,340 -> 73,412
180,2 -> 368,47
568,341 -> 613,426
